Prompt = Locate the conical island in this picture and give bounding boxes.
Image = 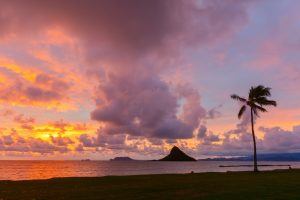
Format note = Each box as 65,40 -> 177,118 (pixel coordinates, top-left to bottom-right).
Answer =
159,146 -> 196,161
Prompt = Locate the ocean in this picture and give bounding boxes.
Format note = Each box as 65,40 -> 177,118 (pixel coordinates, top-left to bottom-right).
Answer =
0,160 -> 299,180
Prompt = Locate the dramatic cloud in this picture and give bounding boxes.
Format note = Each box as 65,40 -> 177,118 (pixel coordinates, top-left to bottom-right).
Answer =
2,0 -> 300,159
0,0 -> 252,54
0,131 -> 70,154
0,0 -> 255,145
91,76 -> 206,139
0,66 -> 72,107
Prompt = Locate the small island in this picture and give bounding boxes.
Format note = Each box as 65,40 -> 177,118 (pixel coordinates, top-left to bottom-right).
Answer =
110,157 -> 135,161
159,146 -> 196,161
80,159 -> 91,162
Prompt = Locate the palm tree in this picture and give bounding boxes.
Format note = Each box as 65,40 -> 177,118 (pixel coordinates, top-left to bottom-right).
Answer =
231,85 -> 277,172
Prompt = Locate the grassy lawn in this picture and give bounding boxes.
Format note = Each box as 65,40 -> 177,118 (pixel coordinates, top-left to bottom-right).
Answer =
1,170 -> 300,200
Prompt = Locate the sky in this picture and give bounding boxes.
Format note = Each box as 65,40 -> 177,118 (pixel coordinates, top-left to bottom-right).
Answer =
0,0 -> 300,160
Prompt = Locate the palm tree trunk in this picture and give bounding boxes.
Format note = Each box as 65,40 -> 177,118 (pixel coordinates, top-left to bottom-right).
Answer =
250,107 -> 258,172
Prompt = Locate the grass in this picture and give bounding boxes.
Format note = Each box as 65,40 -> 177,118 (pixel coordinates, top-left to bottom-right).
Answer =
1,170 -> 300,200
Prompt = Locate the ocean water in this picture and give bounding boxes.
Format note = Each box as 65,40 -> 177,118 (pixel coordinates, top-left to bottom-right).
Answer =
0,160 -> 299,180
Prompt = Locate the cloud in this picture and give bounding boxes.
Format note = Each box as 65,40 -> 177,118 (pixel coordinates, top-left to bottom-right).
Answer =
0,66 -> 72,107
26,138 -> 69,154
206,105 -> 222,119
0,0 -> 258,156
197,113 -> 258,155
1,109 -> 15,117
259,126 -> 300,152
197,125 -> 207,139
2,135 -> 14,145
0,115 -> 92,156
0,0 -> 252,54
79,131 -> 127,150
13,114 -> 35,130
91,76 -> 206,139
217,125 -> 300,154
78,131 -> 168,157
197,125 -> 220,145
0,110 -> 36,130
0,132 -> 70,154
95,132 -> 127,150
197,110 -> 300,155
84,0 -> 252,141
13,114 -> 35,124
79,134 -> 95,148
225,111 -> 254,136
50,136 -> 74,146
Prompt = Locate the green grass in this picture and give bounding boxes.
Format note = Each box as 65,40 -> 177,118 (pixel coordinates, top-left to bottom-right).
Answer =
1,170 -> 300,200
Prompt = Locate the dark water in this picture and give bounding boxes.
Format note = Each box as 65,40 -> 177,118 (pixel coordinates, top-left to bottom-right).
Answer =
0,160 -> 298,180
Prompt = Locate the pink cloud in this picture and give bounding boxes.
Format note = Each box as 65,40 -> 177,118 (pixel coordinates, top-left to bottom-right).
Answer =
0,132 -> 70,154
0,0 -> 262,157
0,0 -> 253,55
0,67 -> 72,107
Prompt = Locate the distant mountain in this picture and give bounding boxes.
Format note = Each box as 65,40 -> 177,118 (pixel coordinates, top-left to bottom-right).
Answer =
159,146 -> 196,161
110,157 -> 135,161
199,153 -> 300,161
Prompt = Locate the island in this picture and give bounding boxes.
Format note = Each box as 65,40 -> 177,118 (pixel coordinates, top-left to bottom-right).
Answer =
80,159 -> 91,162
110,157 -> 135,161
159,146 -> 196,161
199,153 -> 300,161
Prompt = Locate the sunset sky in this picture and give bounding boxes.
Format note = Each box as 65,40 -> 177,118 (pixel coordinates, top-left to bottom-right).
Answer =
0,0 -> 300,160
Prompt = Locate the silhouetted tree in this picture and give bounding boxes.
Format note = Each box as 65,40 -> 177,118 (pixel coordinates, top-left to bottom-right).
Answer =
231,85 -> 277,172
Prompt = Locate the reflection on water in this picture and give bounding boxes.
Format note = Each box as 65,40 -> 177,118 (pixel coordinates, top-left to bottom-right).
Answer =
0,160 -> 298,180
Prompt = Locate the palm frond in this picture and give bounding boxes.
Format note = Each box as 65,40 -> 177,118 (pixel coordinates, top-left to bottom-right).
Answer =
263,99 -> 277,107
256,85 -> 271,97
232,85 -> 276,121
256,98 -> 277,107
249,85 -> 271,99
238,105 -> 246,119
253,104 -> 267,113
231,94 -> 246,102
255,96 -> 268,104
